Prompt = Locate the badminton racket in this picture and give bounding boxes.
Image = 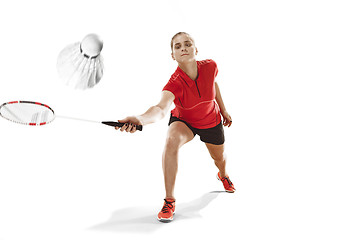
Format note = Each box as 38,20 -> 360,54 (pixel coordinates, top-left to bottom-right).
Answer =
0,100 -> 143,131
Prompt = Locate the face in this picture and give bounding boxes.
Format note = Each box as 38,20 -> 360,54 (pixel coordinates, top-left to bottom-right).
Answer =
171,34 -> 198,63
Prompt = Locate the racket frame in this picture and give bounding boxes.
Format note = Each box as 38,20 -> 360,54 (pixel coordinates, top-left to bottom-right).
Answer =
0,101 -> 143,131
0,100 -> 55,126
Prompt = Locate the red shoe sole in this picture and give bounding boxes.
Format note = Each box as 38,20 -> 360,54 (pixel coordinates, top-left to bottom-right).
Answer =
157,213 -> 175,223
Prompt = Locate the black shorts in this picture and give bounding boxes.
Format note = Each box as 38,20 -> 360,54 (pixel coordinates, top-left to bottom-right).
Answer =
168,114 -> 225,145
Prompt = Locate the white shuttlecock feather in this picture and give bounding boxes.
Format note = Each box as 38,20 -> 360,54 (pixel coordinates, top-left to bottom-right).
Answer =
57,33 -> 104,90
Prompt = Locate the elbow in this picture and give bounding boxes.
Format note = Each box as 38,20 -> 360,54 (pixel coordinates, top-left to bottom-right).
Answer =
155,105 -> 167,120
158,106 -> 167,120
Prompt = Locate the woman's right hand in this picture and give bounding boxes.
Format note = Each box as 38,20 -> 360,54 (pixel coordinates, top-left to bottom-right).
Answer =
115,116 -> 143,133
115,91 -> 174,133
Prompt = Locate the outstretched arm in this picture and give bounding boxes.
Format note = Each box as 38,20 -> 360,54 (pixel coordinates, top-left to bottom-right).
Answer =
116,90 -> 175,133
215,82 -> 232,127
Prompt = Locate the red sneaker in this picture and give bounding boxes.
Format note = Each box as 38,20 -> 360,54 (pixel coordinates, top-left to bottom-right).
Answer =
157,198 -> 175,222
217,172 -> 236,193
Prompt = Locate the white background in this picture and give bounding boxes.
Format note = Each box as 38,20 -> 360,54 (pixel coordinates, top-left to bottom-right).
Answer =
0,0 -> 359,239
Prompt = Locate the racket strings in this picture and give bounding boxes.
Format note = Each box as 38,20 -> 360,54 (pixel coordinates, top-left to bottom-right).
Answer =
1,105 -> 23,123
30,111 -> 50,125
31,112 -> 39,124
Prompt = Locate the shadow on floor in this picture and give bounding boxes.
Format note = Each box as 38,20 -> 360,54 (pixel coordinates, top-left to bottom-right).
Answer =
89,191 -> 226,234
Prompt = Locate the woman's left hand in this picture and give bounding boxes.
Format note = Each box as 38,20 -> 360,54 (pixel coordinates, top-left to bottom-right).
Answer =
221,111 -> 232,127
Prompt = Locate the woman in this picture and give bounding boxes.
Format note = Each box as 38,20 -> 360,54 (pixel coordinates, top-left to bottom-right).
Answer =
116,32 -> 235,222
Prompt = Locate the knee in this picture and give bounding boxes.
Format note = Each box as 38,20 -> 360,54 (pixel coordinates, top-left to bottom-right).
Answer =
164,135 -> 183,153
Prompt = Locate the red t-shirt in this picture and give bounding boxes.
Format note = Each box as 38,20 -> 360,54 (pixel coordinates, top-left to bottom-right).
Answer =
163,59 -> 221,129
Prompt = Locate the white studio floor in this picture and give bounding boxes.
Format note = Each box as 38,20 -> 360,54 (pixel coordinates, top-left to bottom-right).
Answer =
0,118 -> 359,240
1,1 -> 359,239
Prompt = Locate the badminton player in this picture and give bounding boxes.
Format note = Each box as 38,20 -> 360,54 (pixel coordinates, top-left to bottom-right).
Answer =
116,32 -> 235,222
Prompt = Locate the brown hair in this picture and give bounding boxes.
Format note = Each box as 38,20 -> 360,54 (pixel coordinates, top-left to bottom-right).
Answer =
170,32 -> 195,51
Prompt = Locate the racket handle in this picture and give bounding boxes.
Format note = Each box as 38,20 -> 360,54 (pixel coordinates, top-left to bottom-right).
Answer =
101,121 -> 143,131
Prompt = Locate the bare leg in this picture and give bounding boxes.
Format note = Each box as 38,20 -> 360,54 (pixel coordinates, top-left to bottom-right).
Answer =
205,143 -> 227,178
162,121 -> 194,200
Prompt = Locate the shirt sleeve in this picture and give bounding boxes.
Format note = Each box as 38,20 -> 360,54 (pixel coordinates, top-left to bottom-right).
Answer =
162,79 -> 179,97
213,60 -> 218,78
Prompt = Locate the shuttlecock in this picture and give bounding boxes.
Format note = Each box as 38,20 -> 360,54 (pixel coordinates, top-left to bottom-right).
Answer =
57,33 -> 104,90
